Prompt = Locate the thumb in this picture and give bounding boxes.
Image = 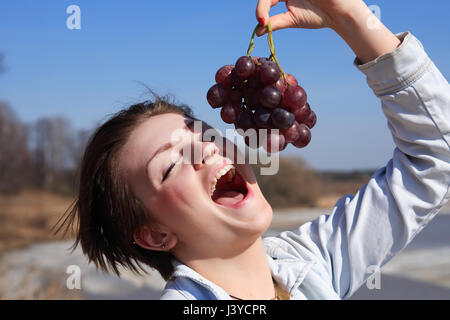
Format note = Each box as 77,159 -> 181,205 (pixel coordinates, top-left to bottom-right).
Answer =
256,12 -> 295,36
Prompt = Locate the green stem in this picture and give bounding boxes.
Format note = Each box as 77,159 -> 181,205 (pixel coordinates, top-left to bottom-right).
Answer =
245,23 -> 290,85
246,24 -> 260,57
266,23 -> 289,85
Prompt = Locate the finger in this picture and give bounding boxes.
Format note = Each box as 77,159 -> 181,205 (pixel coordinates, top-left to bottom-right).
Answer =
255,0 -> 281,27
256,12 -> 295,36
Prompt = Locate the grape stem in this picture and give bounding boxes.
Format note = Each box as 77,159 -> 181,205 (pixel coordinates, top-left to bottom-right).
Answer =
246,23 -> 290,85
266,23 -> 289,85
246,24 -> 259,57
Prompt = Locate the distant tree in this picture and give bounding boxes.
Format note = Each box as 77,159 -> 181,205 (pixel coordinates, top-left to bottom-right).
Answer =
69,128 -> 91,168
0,102 -> 31,193
0,50 -> 88,194
252,156 -> 319,208
31,117 -> 74,192
65,128 -> 92,192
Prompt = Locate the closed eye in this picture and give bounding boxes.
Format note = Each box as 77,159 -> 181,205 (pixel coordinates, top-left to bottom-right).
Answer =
160,118 -> 196,183
162,162 -> 176,182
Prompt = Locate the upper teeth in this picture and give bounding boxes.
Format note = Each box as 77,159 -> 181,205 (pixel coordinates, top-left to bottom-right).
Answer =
210,165 -> 235,195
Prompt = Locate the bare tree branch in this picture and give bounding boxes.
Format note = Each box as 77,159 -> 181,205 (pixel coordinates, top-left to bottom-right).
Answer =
0,102 -> 31,193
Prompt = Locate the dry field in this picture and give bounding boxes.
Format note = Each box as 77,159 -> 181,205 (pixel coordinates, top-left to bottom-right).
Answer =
0,190 -> 74,255
0,190 -> 82,299
316,176 -> 371,208
1,188 -> 449,300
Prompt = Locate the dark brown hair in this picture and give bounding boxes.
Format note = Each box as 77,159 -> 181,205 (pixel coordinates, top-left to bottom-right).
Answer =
54,96 -> 195,281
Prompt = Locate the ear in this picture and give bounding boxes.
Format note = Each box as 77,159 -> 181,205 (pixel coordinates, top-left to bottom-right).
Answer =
133,226 -> 177,251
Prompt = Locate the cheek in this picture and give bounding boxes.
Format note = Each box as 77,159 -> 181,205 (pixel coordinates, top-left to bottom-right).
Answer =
153,175 -> 202,221
155,187 -> 184,214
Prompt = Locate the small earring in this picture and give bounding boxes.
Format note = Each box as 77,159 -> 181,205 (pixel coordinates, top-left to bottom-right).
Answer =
161,242 -> 166,249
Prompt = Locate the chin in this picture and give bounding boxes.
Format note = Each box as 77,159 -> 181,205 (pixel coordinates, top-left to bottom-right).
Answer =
209,161 -> 273,239
234,185 -> 273,239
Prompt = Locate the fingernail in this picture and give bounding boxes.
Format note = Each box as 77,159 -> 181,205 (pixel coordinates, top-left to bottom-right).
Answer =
258,17 -> 265,26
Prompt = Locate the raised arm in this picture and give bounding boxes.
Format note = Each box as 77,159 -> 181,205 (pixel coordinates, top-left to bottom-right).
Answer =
258,0 -> 450,298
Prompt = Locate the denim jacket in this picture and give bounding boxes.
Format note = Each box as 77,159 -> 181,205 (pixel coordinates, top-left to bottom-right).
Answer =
160,32 -> 450,300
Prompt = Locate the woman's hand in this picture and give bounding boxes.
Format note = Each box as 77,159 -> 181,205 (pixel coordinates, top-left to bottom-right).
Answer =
255,0 -> 367,35
255,0 -> 401,64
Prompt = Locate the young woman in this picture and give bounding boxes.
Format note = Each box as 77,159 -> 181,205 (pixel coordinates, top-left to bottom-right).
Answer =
58,0 -> 450,300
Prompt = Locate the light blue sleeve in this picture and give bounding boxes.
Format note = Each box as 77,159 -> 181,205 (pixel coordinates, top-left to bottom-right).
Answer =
277,32 -> 450,299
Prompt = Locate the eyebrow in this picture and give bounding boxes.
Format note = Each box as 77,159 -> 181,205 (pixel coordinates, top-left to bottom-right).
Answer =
147,141 -> 173,166
146,118 -> 196,166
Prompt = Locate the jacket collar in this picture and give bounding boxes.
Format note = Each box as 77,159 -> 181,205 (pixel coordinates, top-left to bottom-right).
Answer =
264,237 -> 317,296
170,259 -> 232,299
170,241 -> 316,299
266,254 -> 316,298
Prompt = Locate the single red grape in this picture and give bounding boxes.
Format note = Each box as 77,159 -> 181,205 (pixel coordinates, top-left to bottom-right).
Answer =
304,110 -> 317,129
275,77 -> 287,94
253,107 -> 272,129
285,73 -> 298,86
281,121 -> 301,143
220,104 -> 237,124
215,65 -> 234,88
259,86 -> 282,109
263,130 -> 287,153
283,85 -> 307,112
207,83 -> 229,108
292,124 -> 311,148
271,107 -> 295,130
235,56 -> 255,79
294,102 -> 311,124
259,61 -> 281,85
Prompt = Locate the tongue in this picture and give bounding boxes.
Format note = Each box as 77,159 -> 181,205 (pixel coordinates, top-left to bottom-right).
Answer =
212,170 -> 247,207
213,190 -> 245,207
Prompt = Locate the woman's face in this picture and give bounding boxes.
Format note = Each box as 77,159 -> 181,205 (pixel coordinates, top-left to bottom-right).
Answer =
119,113 -> 273,260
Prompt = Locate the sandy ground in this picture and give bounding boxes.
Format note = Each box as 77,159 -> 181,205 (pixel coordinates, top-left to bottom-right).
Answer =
1,203 -> 450,300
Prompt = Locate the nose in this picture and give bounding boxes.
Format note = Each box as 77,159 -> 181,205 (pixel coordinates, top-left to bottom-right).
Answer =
193,141 -> 219,170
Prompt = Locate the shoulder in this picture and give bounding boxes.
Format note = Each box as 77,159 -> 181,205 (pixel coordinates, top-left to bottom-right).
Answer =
159,278 -> 193,300
159,276 -> 224,300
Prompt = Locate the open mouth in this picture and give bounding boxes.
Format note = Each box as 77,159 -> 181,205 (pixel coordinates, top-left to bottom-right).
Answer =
210,165 -> 249,208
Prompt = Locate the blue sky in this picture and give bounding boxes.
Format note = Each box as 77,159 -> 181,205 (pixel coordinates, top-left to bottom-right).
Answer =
0,0 -> 449,170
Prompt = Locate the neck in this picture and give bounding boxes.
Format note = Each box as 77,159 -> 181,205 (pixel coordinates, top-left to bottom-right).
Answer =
180,237 -> 276,300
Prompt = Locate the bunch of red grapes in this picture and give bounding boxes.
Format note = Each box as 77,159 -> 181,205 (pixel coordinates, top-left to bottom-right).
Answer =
207,55 -> 316,153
